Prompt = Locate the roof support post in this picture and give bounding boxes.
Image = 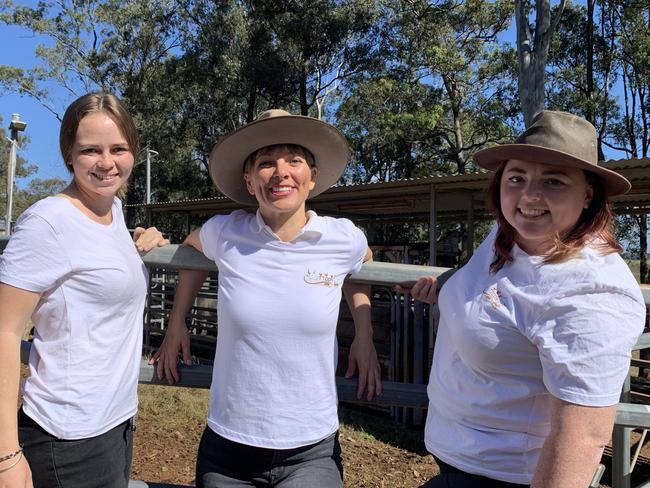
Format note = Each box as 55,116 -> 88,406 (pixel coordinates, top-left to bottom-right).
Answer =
429,185 -> 437,266
466,192 -> 474,260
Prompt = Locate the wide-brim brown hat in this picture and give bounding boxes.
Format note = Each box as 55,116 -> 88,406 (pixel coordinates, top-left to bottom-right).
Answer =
473,110 -> 631,196
209,109 -> 350,205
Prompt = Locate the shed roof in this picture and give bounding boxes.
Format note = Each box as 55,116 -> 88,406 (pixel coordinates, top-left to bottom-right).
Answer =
128,158 -> 650,222
127,157 -> 650,224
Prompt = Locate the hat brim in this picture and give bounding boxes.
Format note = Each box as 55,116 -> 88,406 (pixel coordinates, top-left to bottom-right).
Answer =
473,144 -> 631,196
209,115 -> 350,205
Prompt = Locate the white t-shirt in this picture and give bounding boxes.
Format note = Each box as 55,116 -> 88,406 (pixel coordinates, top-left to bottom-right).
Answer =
0,197 -> 148,439
425,227 -> 646,485
199,209 -> 367,449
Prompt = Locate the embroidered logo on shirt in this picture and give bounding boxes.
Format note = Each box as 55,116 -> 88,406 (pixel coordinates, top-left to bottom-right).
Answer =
304,269 -> 340,287
483,285 -> 503,309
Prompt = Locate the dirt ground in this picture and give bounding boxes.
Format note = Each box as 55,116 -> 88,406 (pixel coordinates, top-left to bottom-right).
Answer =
129,384 -> 650,488
130,384 -> 439,487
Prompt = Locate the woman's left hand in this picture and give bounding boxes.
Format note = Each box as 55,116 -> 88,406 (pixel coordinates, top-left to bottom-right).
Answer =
346,335 -> 382,401
395,275 -> 438,304
133,226 -> 170,253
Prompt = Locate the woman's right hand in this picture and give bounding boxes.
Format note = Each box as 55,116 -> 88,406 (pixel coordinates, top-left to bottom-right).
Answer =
0,454 -> 33,488
395,276 -> 439,304
149,317 -> 192,385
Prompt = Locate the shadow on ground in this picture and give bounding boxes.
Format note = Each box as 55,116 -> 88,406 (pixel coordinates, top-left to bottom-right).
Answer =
339,405 -> 430,456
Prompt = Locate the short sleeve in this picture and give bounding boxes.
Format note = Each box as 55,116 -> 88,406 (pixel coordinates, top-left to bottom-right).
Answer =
199,214 -> 230,262
338,218 -> 367,274
0,211 -> 71,293
529,287 -> 646,406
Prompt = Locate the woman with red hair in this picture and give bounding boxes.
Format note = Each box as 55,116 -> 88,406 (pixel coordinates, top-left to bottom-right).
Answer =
407,111 -> 646,488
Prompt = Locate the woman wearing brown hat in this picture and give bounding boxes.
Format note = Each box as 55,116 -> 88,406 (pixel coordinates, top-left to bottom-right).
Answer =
405,111 -> 646,487
151,110 -> 381,488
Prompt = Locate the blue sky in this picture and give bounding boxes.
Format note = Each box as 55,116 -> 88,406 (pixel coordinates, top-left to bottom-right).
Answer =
0,19 -> 71,184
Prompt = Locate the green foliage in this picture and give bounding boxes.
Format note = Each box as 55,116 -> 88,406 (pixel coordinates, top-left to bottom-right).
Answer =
546,2 -> 618,137
382,0 -> 518,174
245,0 -> 381,115
0,0 -> 514,198
337,77 -> 446,182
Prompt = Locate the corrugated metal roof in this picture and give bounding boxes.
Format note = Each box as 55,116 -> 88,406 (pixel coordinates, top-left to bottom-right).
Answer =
125,158 -> 650,210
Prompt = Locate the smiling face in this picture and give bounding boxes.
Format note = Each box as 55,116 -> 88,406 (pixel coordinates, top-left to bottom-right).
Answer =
500,159 -> 594,255
68,112 -> 135,202
244,145 -> 317,224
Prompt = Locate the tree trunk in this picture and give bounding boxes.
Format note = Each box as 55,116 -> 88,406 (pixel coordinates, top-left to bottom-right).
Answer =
246,89 -> 257,123
514,0 -> 566,127
441,74 -> 465,173
586,0 -> 595,124
300,60 -> 309,116
595,0 -> 614,161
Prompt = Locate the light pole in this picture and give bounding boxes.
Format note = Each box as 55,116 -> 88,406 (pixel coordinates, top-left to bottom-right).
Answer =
145,148 -> 158,205
6,113 -> 27,235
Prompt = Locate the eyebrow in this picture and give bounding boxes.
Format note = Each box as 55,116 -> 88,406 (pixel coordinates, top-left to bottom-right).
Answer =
253,153 -> 306,162
76,141 -> 128,147
505,166 -> 570,177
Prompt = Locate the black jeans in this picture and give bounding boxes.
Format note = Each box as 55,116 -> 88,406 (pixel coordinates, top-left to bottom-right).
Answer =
18,408 -> 134,488
196,427 -> 344,488
418,456 -> 530,488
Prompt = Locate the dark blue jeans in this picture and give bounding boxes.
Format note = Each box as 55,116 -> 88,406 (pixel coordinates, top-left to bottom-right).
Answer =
419,456 -> 530,488
196,427 -> 344,488
18,408 -> 134,488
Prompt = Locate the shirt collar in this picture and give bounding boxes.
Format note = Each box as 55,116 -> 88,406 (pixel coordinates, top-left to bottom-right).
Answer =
253,209 -> 323,241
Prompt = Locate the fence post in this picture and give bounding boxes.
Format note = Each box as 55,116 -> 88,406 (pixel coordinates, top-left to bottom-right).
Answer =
612,374 -> 632,488
413,299 -> 425,425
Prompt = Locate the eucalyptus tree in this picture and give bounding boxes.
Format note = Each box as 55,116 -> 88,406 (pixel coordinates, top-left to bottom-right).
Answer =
546,1 -> 619,160
605,1 -> 650,283
0,0 -> 181,116
337,76 -> 446,183
244,0 -> 381,118
0,0 -> 204,220
386,0 -> 518,174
